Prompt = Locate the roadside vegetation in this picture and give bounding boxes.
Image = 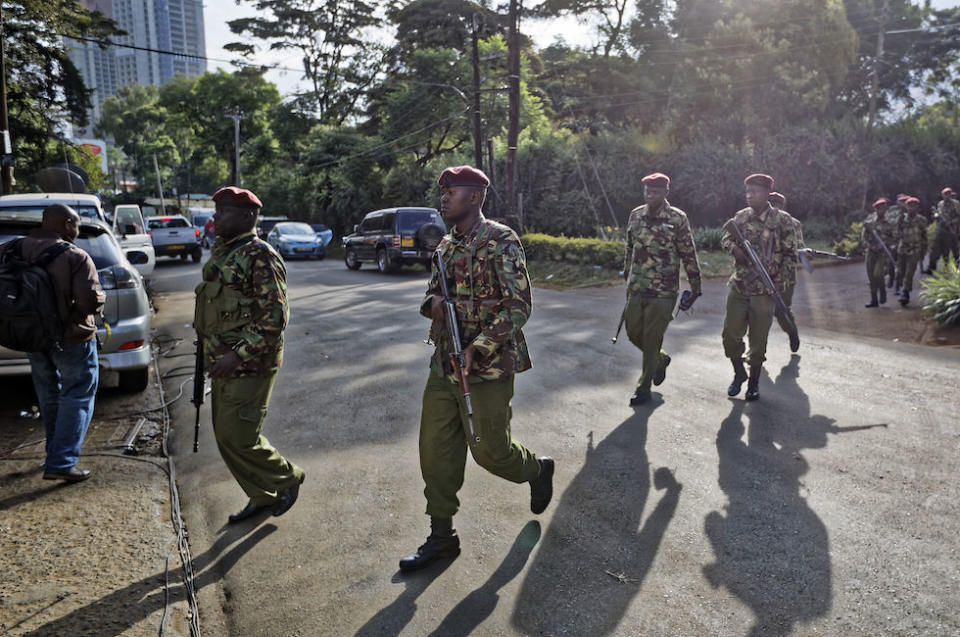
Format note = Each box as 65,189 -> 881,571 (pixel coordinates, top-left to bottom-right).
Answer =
921,258 -> 960,326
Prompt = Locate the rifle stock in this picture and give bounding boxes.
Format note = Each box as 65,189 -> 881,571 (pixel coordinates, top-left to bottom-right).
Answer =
433,251 -> 479,446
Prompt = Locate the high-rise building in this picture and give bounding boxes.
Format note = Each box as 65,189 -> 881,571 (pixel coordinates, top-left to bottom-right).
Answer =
68,0 -> 206,135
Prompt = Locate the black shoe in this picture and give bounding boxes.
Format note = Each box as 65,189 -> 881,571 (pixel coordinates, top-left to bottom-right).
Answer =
727,358 -> 747,397
899,291 -> 909,307
42,466 -> 91,482
629,390 -> 651,406
923,268 -> 933,275
399,520 -> 460,572
879,287 -> 887,304
652,354 -> 671,386
865,291 -> 878,308
529,457 -> 555,514
272,473 -> 305,517
744,365 -> 762,401
228,500 -> 269,524
789,330 -> 800,353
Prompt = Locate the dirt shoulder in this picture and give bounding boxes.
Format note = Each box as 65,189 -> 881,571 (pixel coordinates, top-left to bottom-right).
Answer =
0,368 -> 196,636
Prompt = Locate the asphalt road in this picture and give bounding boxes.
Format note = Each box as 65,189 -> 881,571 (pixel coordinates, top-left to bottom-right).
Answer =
150,255 -> 959,637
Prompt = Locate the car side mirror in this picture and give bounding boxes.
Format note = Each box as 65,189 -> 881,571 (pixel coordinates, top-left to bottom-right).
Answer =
127,250 -> 149,265
353,224 -> 359,234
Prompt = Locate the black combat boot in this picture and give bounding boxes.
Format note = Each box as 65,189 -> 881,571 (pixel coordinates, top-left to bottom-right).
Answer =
789,330 -> 800,353
865,291 -> 879,308
529,457 -> 555,514
629,389 -> 651,406
899,291 -> 909,307
727,358 -> 747,397
399,517 -> 460,572
878,287 -> 887,305
744,365 -> 762,401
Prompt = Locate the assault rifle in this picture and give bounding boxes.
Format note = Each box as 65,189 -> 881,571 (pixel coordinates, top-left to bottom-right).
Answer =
433,251 -> 479,446
192,337 -> 204,453
867,225 -> 898,281
724,219 -> 798,341
797,248 -> 851,273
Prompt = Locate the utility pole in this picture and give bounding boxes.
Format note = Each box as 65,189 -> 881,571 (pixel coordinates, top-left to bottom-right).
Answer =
471,15 -> 484,171
505,0 -> 520,220
152,153 -> 166,214
866,0 -> 890,134
0,5 -> 15,194
226,110 -> 242,186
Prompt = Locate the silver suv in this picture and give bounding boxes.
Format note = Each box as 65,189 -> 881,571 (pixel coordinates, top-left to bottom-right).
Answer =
0,215 -> 153,392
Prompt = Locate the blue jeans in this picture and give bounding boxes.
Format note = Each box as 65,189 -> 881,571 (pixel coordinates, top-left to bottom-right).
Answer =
28,339 -> 99,472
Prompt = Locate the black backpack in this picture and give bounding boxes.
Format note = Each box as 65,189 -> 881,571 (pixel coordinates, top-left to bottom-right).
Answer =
0,238 -> 72,353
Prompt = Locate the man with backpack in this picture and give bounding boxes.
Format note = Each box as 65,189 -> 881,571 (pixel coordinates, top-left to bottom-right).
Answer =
0,204 -> 105,482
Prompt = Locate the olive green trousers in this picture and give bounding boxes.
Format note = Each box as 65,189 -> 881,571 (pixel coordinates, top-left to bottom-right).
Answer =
624,293 -> 676,392
774,283 -> 796,335
896,251 -> 922,293
865,250 -> 888,295
211,374 -> 304,506
420,371 -> 540,519
722,287 -> 775,367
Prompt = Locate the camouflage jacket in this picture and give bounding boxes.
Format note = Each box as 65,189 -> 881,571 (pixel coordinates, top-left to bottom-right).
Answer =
721,204 -> 798,296
421,215 -> 532,383
897,214 -> 928,255
936,199 -> 960,234
623,201 -> 701,298
780,210 -> 804,287
861,213 -> 893,255
885,208 -> 903,249
194,231 -> 289,376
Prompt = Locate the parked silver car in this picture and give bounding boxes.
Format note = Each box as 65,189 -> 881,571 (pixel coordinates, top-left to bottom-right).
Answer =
0,214 -> 153,392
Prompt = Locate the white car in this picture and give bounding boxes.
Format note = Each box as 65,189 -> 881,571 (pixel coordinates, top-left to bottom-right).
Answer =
0,192 -> 109,224
112,204 -> 156,278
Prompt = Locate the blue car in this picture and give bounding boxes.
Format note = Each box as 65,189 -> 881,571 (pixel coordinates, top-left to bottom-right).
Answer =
311,223 -> 334,248
266,222 -> 326,259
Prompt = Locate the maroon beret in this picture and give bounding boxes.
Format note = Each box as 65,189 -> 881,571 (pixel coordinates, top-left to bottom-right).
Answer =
942,187 -> 955,197
872,197 -> 890,208
744,173 -> 774,189
437,165 -> 490,188
641,172 -> 670,188
768,191 -> 786,206
213,186 -> 262,209
905,196 -> 920,206
896,193 -> 909,202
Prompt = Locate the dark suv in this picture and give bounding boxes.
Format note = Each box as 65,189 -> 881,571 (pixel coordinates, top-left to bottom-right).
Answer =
343,207 -> 446,272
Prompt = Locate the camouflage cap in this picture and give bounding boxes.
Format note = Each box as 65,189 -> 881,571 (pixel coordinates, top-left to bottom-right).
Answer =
437,165 -> 490,188
872,197 -> 890,209
768,191 -> 786,206
213,186 -> 262,209
744,173 -> 774,189
641,172 -> 670,188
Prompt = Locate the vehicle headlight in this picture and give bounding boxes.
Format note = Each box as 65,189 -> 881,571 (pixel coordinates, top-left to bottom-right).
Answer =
99,265 -> 141,290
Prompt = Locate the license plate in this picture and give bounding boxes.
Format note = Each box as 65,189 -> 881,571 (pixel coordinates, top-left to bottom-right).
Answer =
294,248 -> 312,253
167,244 -> 185,250
401,238 -> 414,247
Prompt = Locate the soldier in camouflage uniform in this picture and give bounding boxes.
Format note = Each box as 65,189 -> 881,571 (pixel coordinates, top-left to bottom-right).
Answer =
896,197 -> 928,306
862,198 -> 894,307
621,172 -> 701,406
399,166 -> 554,572
889,195 -> 908,292
194,186 -> 304,524
926,187 -> 959,273
769,192 -> 802,352
721,174 -> 798,401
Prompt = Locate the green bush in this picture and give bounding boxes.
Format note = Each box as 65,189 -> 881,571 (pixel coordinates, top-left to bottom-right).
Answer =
693,227 -> 725,251
522,233 -> 624,270
921,257 -> 960,326
833,221 -> 864,257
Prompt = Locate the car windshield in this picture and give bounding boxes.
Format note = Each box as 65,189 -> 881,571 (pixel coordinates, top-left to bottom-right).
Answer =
0,227 -> 122,269
0,204 -> 102,220
147,217 -> 190,229
276,222 -> 314,236
398,210 -> 439,232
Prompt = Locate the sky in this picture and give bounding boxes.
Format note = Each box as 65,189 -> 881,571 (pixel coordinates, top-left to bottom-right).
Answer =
202,0 -> 959,98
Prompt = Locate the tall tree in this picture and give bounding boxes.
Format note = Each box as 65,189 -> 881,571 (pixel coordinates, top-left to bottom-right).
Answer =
226,0 -> 382,124
533,0 -> 632,57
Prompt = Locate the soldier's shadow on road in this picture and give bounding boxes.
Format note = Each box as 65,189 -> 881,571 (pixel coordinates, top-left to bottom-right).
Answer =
19,521 -> 277,637
511,398 -> 682,635
353,558 -> 455,637
703,355 -> 880,637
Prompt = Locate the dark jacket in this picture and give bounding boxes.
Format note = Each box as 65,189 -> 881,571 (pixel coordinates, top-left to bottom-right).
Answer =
0,228 -> 105,344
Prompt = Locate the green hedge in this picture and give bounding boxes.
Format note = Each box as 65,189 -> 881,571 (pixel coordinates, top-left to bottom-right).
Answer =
921,257 -> 960,326
522,233 -> 624,270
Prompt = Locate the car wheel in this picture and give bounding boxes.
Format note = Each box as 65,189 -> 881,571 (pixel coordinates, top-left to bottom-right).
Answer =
191,248 -> 202,263
118,368 -> 150,392
417,223 -> 446,251
377,248 -> 390,273
179,253 -> 188,260
345,247 -> 361,270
